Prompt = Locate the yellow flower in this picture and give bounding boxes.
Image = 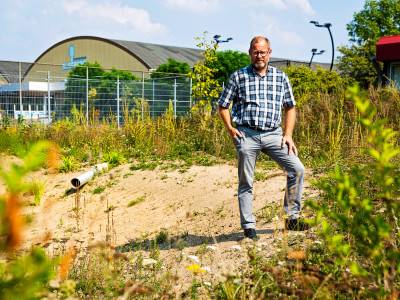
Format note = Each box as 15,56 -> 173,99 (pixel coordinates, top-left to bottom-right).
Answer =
186,264 -> 206,274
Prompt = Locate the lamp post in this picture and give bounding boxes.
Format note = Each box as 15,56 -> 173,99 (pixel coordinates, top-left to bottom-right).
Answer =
310,21 -> 334,71
309,48 -> 325,67
213,34 -> 233,44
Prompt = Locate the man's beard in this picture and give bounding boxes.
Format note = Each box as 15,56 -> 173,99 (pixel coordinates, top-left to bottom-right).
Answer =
253,61 -> 267,70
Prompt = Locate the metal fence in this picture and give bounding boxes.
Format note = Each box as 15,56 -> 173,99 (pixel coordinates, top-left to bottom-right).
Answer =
0,63 -> 192,125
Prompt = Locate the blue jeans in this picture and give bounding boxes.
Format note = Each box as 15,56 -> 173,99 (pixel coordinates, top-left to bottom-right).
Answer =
233,126 -> 305,229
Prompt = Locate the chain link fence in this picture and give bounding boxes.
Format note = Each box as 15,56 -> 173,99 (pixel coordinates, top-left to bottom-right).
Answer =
0,63 -> 192,125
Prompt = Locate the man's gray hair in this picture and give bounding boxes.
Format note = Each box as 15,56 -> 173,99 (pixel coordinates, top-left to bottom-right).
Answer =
249,36 -> 270,50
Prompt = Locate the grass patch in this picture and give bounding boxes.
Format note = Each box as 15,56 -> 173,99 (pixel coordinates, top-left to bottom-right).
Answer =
130,161 -> 159,171
257,202 -> 280,224
59,155 -> 79,173
127,195 -> 146,207
92,186 -> 105,194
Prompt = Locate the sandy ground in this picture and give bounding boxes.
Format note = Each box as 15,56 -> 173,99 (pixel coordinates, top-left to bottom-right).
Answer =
2,157 -> 319,293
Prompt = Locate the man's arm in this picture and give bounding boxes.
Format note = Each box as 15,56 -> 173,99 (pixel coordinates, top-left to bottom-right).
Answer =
281,106 -> 298,155
218,106 -> 242,138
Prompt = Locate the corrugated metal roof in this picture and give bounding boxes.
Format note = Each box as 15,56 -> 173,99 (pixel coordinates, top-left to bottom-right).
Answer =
0,61 -> 32,83
111,39 -> 203,69
376,35 -> 400,61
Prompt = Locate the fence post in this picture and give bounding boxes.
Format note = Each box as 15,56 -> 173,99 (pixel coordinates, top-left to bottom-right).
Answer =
141,72 -> 145,119
19,62 -> 22,114
173,78 -> 177,118
86,66 -> 89,125
47,71 -> 51,124
189,77 -> 192,111
152,79 -> 155,117
117,76 -> 120,128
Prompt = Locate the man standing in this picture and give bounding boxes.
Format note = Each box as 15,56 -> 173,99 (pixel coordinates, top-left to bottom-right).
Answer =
218,36 -> 308,240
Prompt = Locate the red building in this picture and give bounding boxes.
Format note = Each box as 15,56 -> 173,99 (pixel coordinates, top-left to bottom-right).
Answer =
376,35 -> 400,87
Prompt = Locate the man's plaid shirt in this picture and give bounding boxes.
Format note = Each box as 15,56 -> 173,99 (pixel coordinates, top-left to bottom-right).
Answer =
218,65 -> 295,130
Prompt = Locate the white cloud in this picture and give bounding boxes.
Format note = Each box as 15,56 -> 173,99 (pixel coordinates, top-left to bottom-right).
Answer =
251,14 -> 305,49
164,0 -> 220,13
63,0 -> 167,35
289,0 -> 314,15
242,0 -> 315,15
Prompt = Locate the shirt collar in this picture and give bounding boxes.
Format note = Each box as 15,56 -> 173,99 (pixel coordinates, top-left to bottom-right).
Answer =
249,64 -> 271,77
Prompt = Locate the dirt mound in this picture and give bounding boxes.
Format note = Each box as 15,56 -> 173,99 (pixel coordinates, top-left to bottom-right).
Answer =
21,162 -> 317,292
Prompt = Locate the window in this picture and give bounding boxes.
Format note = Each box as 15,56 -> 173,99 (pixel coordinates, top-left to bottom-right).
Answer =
390,63 -> 400,88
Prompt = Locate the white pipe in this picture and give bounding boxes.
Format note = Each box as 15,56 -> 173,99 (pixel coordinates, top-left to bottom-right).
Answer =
71,163 -> 108,189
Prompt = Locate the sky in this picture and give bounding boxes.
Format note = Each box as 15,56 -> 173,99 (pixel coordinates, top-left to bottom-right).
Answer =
1,0 -> 365,64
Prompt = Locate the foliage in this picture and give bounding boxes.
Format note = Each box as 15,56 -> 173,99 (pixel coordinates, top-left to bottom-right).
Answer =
211,50 -> 250,85
189,32 -> 222,115
0,248 -> 56,300
1,86 -> 399,172
337,43 -> 377,88
103,151 -> 126,167
283,65 -> 349,105
337,0 -> 400,87
64,62 -> 138,123
58,155 -> 79,173
309,85 -> 400,297
0,141 -> 59,299
150,58 -> 191,79
347,0 -> 400,46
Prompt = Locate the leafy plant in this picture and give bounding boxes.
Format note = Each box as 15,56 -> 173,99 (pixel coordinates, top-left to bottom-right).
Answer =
103,151 -> 126,167
27,179 -> 45,206
189,31 -> 222,115
0,141 -> 59,299
58,155 -> 79,173
309,85 -> 400,297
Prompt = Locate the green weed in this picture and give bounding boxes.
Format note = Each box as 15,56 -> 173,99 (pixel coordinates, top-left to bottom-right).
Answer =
93,186 -> 105,194
103,151 -> 126,167
59,155 -> 79,173
127,195 -> 145,207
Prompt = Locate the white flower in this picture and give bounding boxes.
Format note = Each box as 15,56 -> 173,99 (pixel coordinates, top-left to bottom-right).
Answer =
206,245 -> 217,251
142,258 -> 157,266
202,266 -> 211,273
188,255 -> 200,263
230,245 -> 242,251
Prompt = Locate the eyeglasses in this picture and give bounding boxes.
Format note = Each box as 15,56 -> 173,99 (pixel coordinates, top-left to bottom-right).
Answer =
251,50 -> 270,57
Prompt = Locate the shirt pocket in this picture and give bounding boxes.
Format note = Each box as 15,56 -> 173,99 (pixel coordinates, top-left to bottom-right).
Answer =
238,84 -> 259,106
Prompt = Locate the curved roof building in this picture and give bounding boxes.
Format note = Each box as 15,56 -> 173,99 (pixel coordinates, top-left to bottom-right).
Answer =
24,35 -> 203,79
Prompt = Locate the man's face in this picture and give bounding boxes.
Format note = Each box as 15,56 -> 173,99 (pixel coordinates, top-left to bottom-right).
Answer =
249,40 -> 271,71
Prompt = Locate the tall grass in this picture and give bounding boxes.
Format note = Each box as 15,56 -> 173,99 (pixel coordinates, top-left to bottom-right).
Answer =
1,87 -> 399,171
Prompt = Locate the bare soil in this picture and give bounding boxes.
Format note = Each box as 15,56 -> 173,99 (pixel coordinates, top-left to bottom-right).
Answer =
3,157 -> 319,293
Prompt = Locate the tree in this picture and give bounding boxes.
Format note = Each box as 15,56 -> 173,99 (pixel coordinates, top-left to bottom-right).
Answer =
211,50 -> 250,85
64,62 -> 138,121
337,0 -> 400,87
189,32 -> 222,115
150,58 -> 191,79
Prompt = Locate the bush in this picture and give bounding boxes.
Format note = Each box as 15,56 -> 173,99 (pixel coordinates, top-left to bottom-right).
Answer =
284,65 -> 350,105
309,86 -> 400,297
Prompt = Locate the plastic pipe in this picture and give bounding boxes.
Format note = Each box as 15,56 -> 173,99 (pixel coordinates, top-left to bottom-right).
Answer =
71,163 -> 108,189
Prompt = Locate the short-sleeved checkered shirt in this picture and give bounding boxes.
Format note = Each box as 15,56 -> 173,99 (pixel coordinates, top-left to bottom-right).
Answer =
218,65 -> 295,130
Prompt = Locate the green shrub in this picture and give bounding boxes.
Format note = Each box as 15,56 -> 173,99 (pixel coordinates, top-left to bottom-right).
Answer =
58,155 -> 79,173
309,86 -> 400,297
0,141 -> 58,299
103,151 -> 126,167
284,65 -> 349,105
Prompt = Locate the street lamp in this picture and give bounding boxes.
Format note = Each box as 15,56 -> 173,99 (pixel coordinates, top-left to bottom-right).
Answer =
213,34 -> 233,44
310,21 -> 334,71
309,48 -> 325,67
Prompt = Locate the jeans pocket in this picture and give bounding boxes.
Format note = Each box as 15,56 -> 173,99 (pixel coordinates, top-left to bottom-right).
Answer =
232,131 -> 244,146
